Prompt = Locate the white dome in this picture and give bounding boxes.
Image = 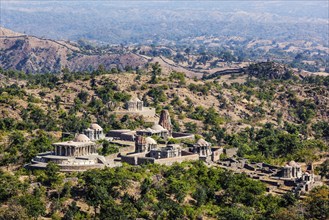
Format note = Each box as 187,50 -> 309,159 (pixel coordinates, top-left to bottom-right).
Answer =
130,97 -> 141,102
197,138 -> 209,146
151,124 -> 165,131
90,123 -> 103,130
74,134 -> 91,142
145,137 -> 157,145
146,128 -> 154,132
288,160 -> 298,166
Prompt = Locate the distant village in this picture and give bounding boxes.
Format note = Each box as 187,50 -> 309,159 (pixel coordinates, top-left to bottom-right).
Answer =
28,98 -> 323,196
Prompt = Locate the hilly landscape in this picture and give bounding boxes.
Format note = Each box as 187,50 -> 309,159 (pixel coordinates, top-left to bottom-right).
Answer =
1,56 -> 329,219
0,28 -> 148,73
0,1 -> 329,220
1,27 -> 328,75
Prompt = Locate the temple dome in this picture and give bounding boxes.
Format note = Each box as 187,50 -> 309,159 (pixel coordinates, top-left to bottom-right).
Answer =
288,160 -> 298,166
130,97 -> 141,102
145,137 -> 157,145
197,138 -> 209,146
146,128 -> 154,132
74,134 -> 91,142
151,124 -> 165,131
90,123 -> 103,130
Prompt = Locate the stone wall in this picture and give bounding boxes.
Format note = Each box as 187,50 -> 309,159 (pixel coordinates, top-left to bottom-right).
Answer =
181,150 -> 195,156
172,132 -> 195,140
138,157 -> 155,164
154,154 -> 199,165
120,133 -> 135,142
114,107 -> 156,118
260,179 -> 280,187
108,130 -> 131,139
121,152 -> 147,165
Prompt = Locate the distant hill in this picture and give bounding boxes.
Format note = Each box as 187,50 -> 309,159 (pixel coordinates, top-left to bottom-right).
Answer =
0,27 -> 148,73
2,1 -> 328,45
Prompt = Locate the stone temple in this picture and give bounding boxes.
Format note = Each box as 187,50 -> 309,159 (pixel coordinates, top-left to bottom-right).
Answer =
28,134 -> 107,172
83,123 -> 105,141
114,97 -> 156,117
282,160 -> 302,179
126,97 -> 144,111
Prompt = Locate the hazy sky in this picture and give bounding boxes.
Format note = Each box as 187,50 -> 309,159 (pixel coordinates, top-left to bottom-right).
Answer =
1,0 -> 328,44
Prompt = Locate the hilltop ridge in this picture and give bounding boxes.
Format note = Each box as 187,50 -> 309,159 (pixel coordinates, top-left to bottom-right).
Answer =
0,27 -> 148,73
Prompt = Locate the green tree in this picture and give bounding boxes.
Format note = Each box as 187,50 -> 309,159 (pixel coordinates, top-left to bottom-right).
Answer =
0,171 -> 23,203
304,186 -> 329,220
19,188 -> 46,220
150,62 -> 161,84
318,159 -> 329,179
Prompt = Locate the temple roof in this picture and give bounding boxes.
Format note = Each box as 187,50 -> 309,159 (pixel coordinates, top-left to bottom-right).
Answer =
90,123 -> 103,130
53,140 -> 95,147
130,97 -> 141,102
145,137 -> 157,145
288,160 -> 300,167
151,124 -> 166,131
197,138 -> 210,146
74,134 -> 91,142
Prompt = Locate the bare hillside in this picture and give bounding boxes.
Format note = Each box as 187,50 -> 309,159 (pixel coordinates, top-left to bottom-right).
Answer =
0,27 -> 148,73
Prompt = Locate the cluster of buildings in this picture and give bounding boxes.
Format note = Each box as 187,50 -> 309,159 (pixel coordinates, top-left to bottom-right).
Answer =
108,108 -> 222,165
217,157 -> 322,195
28,105 -> 220,170
27,98 -> 323,195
